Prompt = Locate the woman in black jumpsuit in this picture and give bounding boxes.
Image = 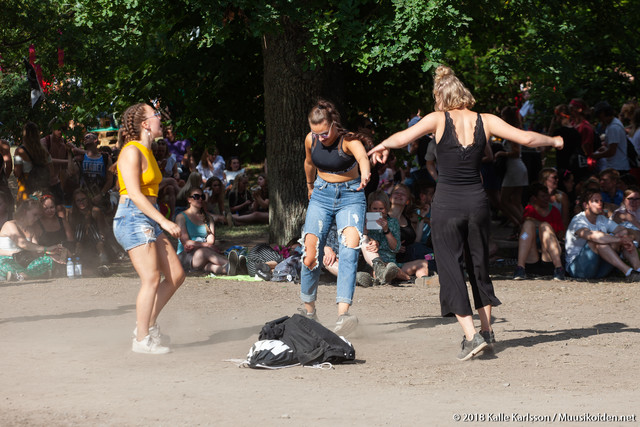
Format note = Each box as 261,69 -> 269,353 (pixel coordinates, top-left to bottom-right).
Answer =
369,66 -> 563,360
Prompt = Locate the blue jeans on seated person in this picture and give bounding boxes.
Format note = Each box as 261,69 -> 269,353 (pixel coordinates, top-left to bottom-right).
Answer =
300,177 -> 366,305
566,243 -> 615,279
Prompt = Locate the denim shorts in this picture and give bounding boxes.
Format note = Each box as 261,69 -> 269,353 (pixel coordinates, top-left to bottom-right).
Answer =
113,198 -> 164,251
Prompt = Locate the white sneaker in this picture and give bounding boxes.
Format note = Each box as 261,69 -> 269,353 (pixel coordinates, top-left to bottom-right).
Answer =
132,335 -> 170,354
333,313 -> 358,337
133,325 -> 168,345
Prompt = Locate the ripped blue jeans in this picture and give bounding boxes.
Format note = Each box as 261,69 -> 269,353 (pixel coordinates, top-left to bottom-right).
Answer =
113,198 -> 163,251
300,177 -> 366,305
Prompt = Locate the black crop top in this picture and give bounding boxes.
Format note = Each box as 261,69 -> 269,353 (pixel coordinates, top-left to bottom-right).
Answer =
311,135 -> 357,174
436,112 -> 486,186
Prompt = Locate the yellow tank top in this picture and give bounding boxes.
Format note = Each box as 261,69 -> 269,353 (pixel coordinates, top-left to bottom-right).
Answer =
118,141 -> 162,197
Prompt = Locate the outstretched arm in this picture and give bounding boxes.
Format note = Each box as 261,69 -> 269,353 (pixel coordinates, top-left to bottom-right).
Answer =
368,113 -> 440,164
483,114 -> 563,149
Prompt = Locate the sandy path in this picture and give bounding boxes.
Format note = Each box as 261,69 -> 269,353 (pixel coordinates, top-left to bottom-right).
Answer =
1,273 -> 638,426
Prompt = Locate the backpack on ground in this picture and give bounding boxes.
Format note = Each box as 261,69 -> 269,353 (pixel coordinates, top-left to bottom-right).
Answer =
271,252 -> 302,282
245,314 -> 356,369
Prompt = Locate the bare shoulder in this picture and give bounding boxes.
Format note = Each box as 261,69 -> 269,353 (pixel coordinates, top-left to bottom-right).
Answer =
304,132 -> 314,148
118,144 -> 141,164
0,220 -> 19,238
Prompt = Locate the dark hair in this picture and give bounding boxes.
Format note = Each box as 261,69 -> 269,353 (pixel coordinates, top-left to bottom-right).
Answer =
580,188 -> 601,207
22,121 -> 50,165
599,168 -> 620,181
593,101 -> 615,117
308,99 -> 372,147
226,156 -> 241,171
528,182 -> 548,200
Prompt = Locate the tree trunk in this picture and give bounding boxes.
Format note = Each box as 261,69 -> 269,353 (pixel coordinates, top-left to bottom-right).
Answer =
262,19 -> 343,244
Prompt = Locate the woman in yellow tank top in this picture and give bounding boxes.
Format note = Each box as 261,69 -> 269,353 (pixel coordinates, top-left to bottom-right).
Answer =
113,103 -> 185,355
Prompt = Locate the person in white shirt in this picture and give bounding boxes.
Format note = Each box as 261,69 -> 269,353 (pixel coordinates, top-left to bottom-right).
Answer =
592,101 -> 629,173
565,188 -> 640,280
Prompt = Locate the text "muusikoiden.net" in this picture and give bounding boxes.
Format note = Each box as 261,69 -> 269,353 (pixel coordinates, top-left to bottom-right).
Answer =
452,413 -> 637,423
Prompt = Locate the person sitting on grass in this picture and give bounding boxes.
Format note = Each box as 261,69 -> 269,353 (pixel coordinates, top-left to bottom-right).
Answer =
0,199 -> 65,281
203,177 -> 229,225
228,174 -> 269,225
565,188 -> 640,281
362,190 -> 430,285
175,187 -> 235,275
513,183 -> 565,281
612,186 -> 640,242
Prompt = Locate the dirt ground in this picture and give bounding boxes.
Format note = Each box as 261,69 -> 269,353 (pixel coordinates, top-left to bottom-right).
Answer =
1,262 -> 639,426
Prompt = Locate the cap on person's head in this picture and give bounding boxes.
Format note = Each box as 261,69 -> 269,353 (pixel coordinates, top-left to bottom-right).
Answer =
593,101 -> 614,116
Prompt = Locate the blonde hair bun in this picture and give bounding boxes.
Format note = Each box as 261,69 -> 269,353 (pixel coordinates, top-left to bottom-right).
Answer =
434,65 -> 454,82
432,65 -> 475,111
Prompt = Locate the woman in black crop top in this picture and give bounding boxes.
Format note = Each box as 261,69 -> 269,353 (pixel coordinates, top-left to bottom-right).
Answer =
300,99 -> 372,337
369,66 -> 563,361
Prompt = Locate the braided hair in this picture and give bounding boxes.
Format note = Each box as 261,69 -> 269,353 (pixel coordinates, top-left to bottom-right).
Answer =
120,103 -> 148,143
307,99 -> 372,147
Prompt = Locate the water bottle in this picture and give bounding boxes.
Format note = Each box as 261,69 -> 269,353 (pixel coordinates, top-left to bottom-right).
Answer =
66,258 -> 75,279
74,257 -> 83,278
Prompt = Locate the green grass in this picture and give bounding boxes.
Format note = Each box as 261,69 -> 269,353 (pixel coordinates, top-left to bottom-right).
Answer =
216,223 -> 269,246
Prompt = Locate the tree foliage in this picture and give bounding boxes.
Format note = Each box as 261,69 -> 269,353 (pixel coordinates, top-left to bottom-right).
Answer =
1,0 -> 639,242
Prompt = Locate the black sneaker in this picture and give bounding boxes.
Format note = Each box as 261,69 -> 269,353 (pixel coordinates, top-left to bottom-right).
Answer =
238,254 -> 248,275
356,271 -> 374,288
457,333 -> 488,361
513,266 -> 526,280
553,266 -> 565,281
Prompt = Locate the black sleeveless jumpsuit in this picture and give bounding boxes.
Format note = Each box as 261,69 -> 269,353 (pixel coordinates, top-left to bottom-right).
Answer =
431,112 -> 501,317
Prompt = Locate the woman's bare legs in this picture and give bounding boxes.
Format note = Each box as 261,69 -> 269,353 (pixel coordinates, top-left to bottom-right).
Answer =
129,234 -> 185,341
191,247 -> 228,274
233,211 -> 269,225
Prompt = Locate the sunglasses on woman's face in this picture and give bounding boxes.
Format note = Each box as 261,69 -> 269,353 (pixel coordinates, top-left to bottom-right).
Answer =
311,122 -> 334,139
190,194 -> 204,200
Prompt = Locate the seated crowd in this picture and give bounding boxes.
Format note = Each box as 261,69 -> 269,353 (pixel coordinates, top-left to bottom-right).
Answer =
3,96 -> 640,285
0,119 -> 267,280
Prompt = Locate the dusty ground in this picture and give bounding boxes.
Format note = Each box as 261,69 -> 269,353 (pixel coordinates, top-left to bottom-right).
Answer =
1,265 -> 639,426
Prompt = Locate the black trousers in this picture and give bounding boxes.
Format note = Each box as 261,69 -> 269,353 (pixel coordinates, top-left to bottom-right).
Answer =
431,183 -> 501,317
